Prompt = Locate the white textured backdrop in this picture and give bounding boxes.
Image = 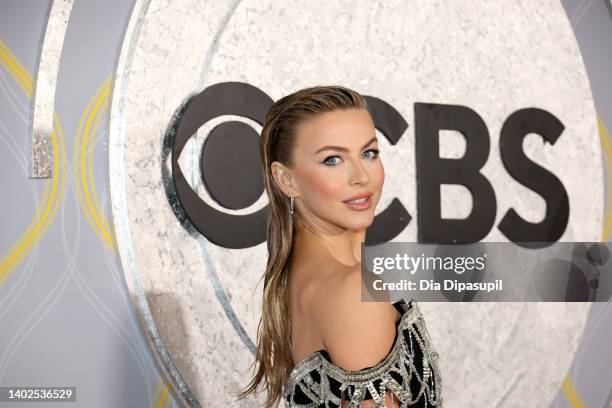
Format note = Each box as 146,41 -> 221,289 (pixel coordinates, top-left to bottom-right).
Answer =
109,1 -> 601,406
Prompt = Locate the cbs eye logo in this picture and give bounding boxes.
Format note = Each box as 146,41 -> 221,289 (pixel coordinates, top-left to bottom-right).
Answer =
163,82 -> 568,250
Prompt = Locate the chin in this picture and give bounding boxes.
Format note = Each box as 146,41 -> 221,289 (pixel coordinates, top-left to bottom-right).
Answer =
344,213 -> 376,230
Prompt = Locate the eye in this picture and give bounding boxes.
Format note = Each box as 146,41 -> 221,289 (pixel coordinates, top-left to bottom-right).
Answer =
363,148 -> 380,159
321,155 -> 341,167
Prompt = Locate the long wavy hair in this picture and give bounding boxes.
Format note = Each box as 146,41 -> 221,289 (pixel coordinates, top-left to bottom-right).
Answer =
236,85 -> 368,407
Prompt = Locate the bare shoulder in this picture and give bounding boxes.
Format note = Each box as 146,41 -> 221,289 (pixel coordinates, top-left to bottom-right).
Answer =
311,264 -> 399,372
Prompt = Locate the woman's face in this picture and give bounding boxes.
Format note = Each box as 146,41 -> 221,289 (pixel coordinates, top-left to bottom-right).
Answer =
283,108 -> 384,232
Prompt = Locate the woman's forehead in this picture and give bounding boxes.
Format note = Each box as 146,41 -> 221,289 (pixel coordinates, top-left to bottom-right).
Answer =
295,109 -> 375,150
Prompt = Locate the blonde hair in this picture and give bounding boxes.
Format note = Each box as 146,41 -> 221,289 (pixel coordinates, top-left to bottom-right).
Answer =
236,85 -> 368,408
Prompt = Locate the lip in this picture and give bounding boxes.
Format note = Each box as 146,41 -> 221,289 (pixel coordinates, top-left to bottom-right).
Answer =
343,192 -> 373,211
343,192 -> 373,202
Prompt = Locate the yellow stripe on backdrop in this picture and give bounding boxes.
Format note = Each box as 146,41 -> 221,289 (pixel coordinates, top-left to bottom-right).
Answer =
150,377 -> 172,408
598,117 -> 612,242
562,375 -> 587,408
87,79 -> 115,245
0,37 -> 64,285
0,38 -> 33,98
72,75 -> 115,249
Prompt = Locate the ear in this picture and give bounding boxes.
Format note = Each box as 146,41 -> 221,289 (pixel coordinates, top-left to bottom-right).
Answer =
271,161 -> 299,198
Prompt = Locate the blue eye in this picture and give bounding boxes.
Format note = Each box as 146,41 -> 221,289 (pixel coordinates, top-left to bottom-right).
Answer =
363,149 -> 380,159
322,156 -> 341,167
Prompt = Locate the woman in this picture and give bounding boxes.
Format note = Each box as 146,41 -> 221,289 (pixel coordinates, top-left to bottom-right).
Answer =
237,86 -> 442,407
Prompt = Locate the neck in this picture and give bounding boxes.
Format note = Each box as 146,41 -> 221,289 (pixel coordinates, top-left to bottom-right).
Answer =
294,217 -> 365,267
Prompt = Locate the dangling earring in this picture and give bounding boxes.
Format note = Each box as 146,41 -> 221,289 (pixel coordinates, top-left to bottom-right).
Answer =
290,196 -> 294,215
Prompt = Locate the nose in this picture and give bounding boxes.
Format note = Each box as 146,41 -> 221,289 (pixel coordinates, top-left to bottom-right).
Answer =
349,159 -> 370,186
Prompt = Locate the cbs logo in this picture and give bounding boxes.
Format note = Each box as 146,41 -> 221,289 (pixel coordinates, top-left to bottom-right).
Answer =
164,82 -> 568,249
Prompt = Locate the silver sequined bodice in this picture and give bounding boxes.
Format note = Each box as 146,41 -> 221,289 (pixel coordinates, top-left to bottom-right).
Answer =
284,299 -> 442,407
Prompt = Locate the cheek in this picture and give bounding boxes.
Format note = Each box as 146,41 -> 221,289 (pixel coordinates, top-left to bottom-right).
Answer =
372,161 -> 385,188
297,167 -> 345,200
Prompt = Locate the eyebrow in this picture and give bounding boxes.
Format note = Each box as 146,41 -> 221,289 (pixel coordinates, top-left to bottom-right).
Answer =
314,137 -> 378,154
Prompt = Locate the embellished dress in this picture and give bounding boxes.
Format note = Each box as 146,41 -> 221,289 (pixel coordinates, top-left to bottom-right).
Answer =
284,299 -> 442,407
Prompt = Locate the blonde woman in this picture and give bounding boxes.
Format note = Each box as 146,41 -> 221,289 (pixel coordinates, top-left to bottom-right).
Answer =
237,86 -> 442,407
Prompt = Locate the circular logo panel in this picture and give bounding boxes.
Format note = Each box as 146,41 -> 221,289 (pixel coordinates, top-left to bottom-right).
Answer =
110,1 -> 601,406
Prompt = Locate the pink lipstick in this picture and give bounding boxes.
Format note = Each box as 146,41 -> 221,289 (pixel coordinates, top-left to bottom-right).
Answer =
343,192 -> 373,211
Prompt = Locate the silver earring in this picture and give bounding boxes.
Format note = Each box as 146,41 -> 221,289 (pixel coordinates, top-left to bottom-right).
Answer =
290,196 -> 294,215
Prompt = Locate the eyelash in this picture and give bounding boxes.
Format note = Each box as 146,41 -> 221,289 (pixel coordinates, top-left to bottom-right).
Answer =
321,149 -> 380,167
